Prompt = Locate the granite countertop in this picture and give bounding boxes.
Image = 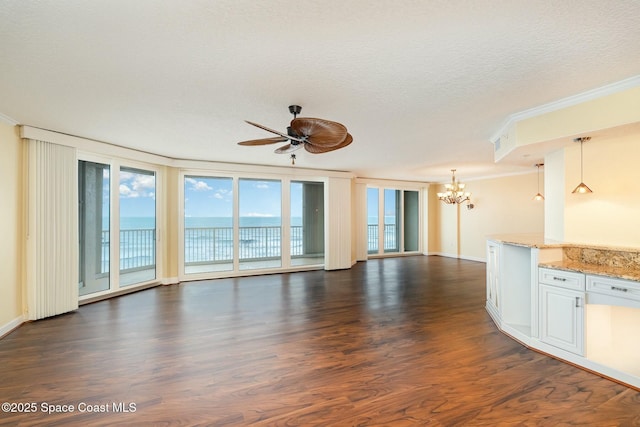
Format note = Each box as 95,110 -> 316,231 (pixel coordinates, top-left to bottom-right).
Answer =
539,259 -> 640,282
488,234 -> 640,282
486,233 -> 563,248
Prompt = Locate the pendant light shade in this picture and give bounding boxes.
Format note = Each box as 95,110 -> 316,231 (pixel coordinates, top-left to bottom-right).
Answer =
571,137 -> 592,194
533,163 -> 544,201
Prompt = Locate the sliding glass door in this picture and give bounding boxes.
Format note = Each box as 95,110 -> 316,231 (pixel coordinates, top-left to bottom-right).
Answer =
291,181 -> 324,266
184,176 -> 234,274
181,174 -> 325,277
78,161 -> 110,297
367,187 -> 420,256
367,188 -> 379,254
239,179 -> 282,271
119,167 -> 156,287
78,160 -> 159,298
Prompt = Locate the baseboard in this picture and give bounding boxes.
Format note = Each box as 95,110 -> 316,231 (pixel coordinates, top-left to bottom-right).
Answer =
0,315 -> 24,339
425,252 -> 486,263
162,277 -> 179,285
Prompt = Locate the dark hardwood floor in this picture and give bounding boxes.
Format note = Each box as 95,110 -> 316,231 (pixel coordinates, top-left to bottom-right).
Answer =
1,256 -> 639,426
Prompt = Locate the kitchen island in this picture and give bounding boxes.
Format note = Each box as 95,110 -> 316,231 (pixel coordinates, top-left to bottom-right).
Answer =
487,234 -> 640,390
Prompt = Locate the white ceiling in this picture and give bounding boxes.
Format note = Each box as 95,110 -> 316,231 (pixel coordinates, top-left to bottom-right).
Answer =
1,1 -> 639,182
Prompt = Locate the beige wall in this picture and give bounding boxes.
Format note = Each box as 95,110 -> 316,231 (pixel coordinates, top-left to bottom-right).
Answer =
429,173 -> 545,260
561,133 -> 640,247
0,122 -> 23,329
163,166 -> 180,280
516,86 -> 640,146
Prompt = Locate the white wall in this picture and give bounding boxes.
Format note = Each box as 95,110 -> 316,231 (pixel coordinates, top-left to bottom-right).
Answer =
0,122 -> 23,333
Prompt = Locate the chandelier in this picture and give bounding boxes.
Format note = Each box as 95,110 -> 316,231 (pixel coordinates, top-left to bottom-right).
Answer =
437,169 -> 471,205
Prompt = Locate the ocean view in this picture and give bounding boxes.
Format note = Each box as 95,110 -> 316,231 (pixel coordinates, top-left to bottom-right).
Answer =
105,216 -> 393,272
118,216 -> 303,230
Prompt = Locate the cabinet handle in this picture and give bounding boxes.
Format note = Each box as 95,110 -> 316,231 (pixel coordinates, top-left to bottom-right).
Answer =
575,297 -> 580,307
610,286 -> 628,293
553,276 -> 567,282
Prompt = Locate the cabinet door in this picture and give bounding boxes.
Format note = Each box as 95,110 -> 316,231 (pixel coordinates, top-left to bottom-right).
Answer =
540,284 -> 584,355
486,241 -> 500,315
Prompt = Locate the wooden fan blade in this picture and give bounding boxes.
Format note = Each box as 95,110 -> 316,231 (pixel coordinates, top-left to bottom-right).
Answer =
238,136 -> 288,146
274,143 -> 304,154
290,118 -> 348,147
245,120 -> 305,142
305,133 -> 353,154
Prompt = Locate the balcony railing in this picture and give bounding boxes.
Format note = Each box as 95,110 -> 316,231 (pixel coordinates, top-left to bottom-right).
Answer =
367,224 -> 398,253
102,226 -> 306,272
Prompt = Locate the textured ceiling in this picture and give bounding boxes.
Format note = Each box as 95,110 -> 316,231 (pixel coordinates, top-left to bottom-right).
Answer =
1,1 -> 639,182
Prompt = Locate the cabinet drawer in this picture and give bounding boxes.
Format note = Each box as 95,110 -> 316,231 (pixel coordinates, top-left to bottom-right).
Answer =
587,275 -> 640,307
539,267 -> 585,291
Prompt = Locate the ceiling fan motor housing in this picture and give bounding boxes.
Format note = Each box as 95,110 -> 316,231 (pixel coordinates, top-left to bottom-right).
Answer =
287,126 -> 301,145
289,105 -> 302,116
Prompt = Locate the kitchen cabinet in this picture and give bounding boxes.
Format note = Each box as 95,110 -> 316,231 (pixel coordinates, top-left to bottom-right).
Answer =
538,267 -> 586,356
485,240 -> 500,322
486,235 -> 640,389
539,284 -> 584,355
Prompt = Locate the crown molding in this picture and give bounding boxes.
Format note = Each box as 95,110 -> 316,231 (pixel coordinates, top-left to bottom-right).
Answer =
0,112 -> 18,125
490,75 -> 640,143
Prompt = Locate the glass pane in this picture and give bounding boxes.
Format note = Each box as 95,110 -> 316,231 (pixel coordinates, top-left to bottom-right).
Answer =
384,189 -> 400,253
404,190 -> 419,252
184,176 -> 233,274
291,181 -> 324,266
367,188 -> 379,254
78,160 -> 110,296
119,167 -> 156,286
239,179 -> 282,270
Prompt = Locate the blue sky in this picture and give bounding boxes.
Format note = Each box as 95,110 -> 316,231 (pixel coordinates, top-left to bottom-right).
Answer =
118,172 -> 399,221
118,169 -> 157,217
182,176 -> 303,218
367,188 -> 398,222
117,173 -> 305,218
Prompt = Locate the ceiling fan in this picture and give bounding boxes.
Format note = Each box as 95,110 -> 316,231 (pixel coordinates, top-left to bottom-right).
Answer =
238,105 -> 353,157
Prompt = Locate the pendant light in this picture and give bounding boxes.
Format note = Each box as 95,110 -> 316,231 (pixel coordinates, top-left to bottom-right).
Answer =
571,137 -> 592,194
533,163 -> 544,201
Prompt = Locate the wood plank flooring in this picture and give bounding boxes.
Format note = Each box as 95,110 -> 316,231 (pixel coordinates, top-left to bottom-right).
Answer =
1,256 -> 639,426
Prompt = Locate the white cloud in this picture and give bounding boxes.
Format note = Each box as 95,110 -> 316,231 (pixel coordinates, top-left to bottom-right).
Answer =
120,171 -> 156,198
244,212 -> 274,217
186,177 -> 213,192
131,174 -> 155,192
119,184 -> 138,198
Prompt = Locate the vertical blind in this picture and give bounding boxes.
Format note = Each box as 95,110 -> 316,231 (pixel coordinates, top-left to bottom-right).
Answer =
26,139 -> 78,320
